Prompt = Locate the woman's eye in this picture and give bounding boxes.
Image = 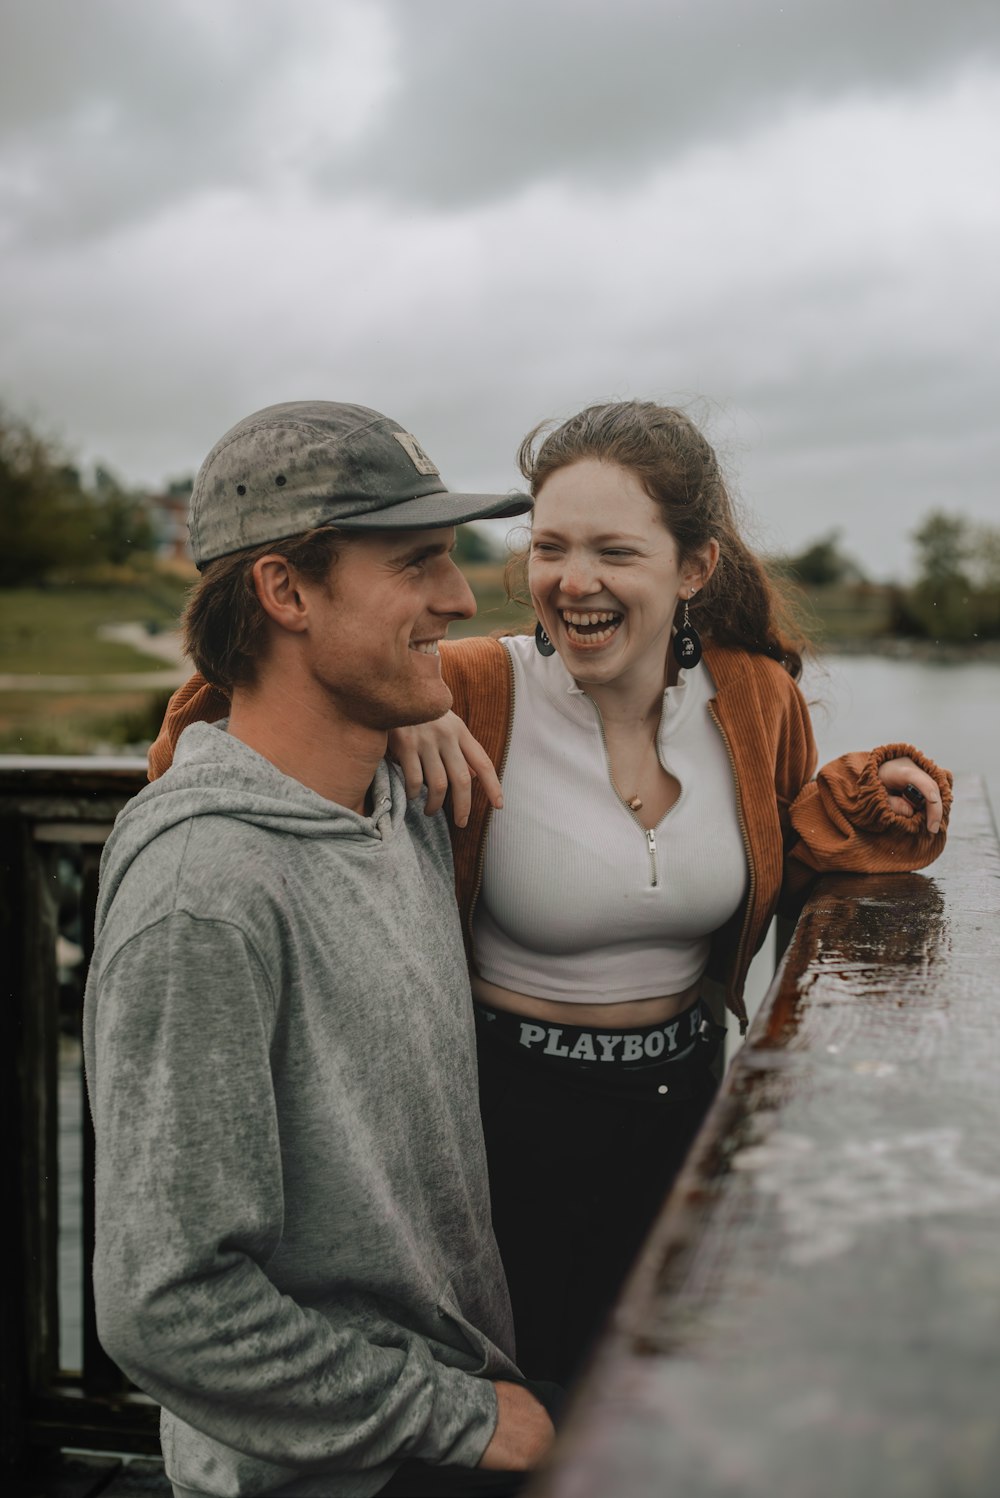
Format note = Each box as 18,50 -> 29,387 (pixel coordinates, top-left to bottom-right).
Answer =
602,549 -> 633,559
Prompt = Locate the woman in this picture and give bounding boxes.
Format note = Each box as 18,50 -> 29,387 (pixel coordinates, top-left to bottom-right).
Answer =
150,400 -> 950,1386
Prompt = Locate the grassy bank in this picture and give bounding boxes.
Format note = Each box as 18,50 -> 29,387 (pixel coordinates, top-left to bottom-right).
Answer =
0,575 -> 190,752
0,577 -> 191,676
447,563 -> 530,638
0,685 -> 176,755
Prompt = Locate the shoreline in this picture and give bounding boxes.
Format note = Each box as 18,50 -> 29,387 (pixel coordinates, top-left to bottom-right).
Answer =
811,635 -> 1000,666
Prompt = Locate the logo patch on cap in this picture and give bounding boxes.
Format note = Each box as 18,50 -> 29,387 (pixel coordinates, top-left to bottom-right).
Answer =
392,431 -> 440,476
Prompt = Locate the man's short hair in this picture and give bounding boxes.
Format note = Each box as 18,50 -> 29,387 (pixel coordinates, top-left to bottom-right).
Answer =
182,527 -> 342,691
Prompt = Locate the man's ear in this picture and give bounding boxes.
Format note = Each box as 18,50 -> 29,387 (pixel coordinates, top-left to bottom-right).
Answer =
252,555 -> 310,635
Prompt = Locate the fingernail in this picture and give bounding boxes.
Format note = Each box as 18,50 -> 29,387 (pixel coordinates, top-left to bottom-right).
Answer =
457,815 -> 468,828
495,794 -> 504,810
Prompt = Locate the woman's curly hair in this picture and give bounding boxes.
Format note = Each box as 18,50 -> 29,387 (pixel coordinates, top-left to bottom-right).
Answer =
514,400 -> 807,678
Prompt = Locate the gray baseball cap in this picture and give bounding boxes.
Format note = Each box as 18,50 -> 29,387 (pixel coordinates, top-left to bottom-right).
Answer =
189,400 -> 533,567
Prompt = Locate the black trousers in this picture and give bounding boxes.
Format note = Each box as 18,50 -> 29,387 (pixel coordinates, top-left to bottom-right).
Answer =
475,1002 -> 720,1387
377,1465 -> 530,1496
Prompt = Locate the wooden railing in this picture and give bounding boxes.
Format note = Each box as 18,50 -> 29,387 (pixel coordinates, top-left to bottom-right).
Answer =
0,757 -> 155,1471
3,760 -> 997,1495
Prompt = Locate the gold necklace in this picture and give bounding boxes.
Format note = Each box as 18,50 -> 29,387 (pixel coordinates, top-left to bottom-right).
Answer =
610,727 -> 661,812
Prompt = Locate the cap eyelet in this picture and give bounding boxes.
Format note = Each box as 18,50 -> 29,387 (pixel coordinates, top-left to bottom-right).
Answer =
275,474 -> 287,487
236,483 -> 246,495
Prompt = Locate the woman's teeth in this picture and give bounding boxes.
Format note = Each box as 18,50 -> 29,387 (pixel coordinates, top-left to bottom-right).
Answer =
560,610 -> 622,644
409,641 -> 439,655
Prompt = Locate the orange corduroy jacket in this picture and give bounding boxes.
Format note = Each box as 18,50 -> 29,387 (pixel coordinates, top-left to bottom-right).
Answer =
148,636 -> 952,1028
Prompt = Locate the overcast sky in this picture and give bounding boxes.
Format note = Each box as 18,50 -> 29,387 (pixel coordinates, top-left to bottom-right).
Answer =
2,0 -> 998,580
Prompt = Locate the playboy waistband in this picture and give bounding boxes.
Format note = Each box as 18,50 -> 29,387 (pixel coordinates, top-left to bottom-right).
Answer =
473,994 -> 723,1074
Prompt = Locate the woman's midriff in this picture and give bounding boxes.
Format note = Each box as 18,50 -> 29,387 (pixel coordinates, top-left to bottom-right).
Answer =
470,973 -> 703,1029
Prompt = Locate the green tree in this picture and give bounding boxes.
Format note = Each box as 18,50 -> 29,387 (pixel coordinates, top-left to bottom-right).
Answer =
0,409 -> 95,586
911,512 -> 971,589
91,465 -> 155,565
966,521 -> 1000,637
777,529 -> 865,587
904,512 -> 976,641
454,524 -> 497,565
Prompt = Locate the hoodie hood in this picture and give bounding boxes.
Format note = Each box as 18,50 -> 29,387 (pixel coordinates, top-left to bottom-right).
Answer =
95,720 -> 406,935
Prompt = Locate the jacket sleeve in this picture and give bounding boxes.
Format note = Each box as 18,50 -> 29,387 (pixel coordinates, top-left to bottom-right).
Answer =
86,912 -> 498,1474
147,673 -> 230,781
784,736 -> 952,898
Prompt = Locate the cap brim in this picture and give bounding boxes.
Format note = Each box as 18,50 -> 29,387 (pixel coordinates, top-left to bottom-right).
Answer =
330,489 -> 533,531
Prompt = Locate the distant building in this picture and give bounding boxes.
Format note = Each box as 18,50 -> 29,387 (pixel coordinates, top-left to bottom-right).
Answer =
147,480 -> 193,563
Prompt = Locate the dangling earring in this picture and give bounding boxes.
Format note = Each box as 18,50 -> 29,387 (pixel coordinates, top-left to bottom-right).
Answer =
535,621 -> 556,657
672,590 -> 703,669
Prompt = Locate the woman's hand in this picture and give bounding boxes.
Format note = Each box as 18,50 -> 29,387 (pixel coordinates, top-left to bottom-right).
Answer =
878,756 -> 944,834
388,711 -> 503,827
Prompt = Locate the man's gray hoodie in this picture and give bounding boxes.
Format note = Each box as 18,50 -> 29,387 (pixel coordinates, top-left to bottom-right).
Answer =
83,722 -> 518,1498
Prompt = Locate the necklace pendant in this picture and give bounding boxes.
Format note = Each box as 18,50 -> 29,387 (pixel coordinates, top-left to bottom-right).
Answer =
627,794 -> 643,811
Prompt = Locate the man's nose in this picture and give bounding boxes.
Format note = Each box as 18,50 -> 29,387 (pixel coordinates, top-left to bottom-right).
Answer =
436,558 -> 477,619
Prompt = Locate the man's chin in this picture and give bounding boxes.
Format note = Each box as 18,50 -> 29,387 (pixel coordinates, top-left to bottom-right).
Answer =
364,684 -> 454,732
394,686 -> 454,728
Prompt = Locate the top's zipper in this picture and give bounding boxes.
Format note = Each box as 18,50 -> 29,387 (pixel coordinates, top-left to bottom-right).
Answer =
707,700 -> 754,1034
643,825 -> 659,887
588,697 -> 660,888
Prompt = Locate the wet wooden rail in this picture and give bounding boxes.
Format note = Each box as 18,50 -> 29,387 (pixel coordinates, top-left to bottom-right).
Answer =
530,773 -> 1000,1498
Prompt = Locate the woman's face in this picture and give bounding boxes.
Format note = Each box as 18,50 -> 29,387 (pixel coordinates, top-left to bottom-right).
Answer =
528,458 -> 714,693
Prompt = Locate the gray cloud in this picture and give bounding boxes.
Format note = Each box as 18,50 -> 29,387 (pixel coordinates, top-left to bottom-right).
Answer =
4,0 -> 998,248
1,0 -> 997,582
0,0 -> 386,245
329,0 -> 1000,206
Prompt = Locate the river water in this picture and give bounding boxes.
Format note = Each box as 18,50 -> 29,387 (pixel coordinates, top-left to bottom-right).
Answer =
805,652 -> 999,818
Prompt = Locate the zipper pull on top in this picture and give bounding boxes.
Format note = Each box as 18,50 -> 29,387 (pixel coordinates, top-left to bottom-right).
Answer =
646,827 -> 659,887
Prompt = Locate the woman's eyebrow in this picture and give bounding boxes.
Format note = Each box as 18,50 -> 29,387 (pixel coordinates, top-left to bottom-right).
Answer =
533,528 -> 648,545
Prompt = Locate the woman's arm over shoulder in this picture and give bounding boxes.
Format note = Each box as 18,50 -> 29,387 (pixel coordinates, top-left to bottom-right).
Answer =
390,636 -> 512,825
148,673 -> 230,781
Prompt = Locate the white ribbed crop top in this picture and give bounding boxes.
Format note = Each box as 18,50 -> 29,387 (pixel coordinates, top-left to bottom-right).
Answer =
471,633 -> 748,1002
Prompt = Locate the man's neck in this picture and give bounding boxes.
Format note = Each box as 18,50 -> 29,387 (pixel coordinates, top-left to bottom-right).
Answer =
227,677 -> 386,815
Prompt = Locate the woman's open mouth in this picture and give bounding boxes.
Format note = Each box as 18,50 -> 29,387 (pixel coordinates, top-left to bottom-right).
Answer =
560,609 -> 623,645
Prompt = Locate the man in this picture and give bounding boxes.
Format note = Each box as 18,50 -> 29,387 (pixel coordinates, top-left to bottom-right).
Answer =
83,401 -> 555,1498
